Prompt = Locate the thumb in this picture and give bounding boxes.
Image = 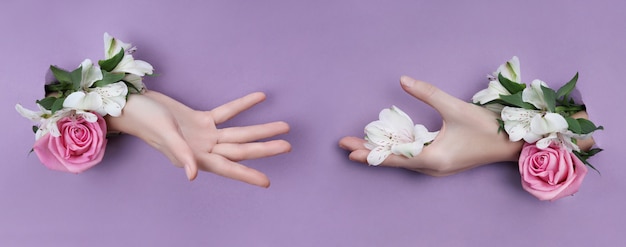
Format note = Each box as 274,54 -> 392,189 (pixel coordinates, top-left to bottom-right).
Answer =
399,76 -> 460,114
160,133 -> 198,181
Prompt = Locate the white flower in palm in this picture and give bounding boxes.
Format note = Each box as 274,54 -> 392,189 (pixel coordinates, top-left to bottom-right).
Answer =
364,106 -> 438,166
63,59 -> 129,117
103,32 -> 153,78
501,106 -> 568,143
472,56 -> 523,105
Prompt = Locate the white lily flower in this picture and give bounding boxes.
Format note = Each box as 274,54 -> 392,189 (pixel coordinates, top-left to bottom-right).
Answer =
472,56 -> 522,105
364,106 -> 438,166
522,79 -> 550,110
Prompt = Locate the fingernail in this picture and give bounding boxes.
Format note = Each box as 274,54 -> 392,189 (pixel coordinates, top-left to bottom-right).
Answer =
400,76 -> 415,87
184,164 -> 193,181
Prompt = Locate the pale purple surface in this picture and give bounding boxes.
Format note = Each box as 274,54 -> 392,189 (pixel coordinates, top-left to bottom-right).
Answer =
1,0 -> 624,246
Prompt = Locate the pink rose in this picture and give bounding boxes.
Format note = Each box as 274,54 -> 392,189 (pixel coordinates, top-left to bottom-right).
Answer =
33,113 -> 108,173
518,142 -> 588,201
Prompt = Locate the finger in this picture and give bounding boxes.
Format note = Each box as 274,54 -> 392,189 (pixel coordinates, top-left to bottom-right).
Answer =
197,153 -> 271,188
399,76 -> 462,114
210,92 -> 266,124
218,121 -> 290,143
157,133 -> 198,181
338,136 -> 368,151
211,140 -> 292,161
347,149 -> 408,167
348,149 -> 442,174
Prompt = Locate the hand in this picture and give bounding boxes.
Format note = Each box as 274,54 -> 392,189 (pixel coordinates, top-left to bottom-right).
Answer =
106,90 -> 291,187
339,76 -> 594,176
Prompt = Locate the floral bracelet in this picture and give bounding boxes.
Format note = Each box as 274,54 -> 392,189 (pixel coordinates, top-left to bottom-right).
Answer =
473,56 -> 602,201
15,33 -> 154,173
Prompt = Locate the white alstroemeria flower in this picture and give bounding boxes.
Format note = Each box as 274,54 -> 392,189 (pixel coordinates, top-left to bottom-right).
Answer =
364,106 -> 438,166
63,59 -> 129,117
123,74 -> 145,92
91,81 -> 128,117
536,130 -> 587,152
104,32 -> 133,59
15,104 -> 97,139
491,55 -> 521,83
103,32 -> 154,76
15,103 -> 51,140
529,112 -> 568,136
522,79 -> 550,110
112,54 -> 154,76
501,106 -> 542,143
63,59 -> 104,111
472,56 -> 522,105
501,107 -> 568,143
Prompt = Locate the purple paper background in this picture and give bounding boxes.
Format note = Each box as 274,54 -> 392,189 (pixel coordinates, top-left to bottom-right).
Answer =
1,0 -> 624,246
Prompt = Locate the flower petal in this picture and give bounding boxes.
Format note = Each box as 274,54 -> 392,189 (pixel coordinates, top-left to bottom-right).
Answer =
112,55 -> 154,76
80,59 -> 103,88
104,32 -> 132,58
124,74 -> 145,92
522,79 -> 549,110
15,104 -> 42,122
63,91 -> 103,111
501,106 -> 539,122
414,124 -> 438,143
379,106 -> 414,130
391,141 -> 424,158
366,145 -> 392,166
364,120 -> 394,146
496,56 -> 521,83
530,113 -> 568,136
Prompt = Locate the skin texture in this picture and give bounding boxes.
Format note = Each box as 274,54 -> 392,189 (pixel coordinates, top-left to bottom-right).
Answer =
106,90 -> 291,187
339,76 -> 594,176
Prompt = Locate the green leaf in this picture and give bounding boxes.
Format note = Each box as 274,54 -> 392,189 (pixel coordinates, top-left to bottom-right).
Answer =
50,97 -> 65,114
556,72 -> 578,99
565,116 -> 582,134
36,96 -> 57,110
497,118 -> 505,134
70,66 -> 83,90
50,65 -> 72,84
586,148 -> 603,157
577,118 -> 603,134
541,85 -> 556,112
499,92 -> 537,110
45,82 -> 73,93
498,73 -> 526,94
93,71 -> 125,88
32,125 -> 39,134
98,49 -> 125,72
123,81 -> 141,94
574,150 -> 600,174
